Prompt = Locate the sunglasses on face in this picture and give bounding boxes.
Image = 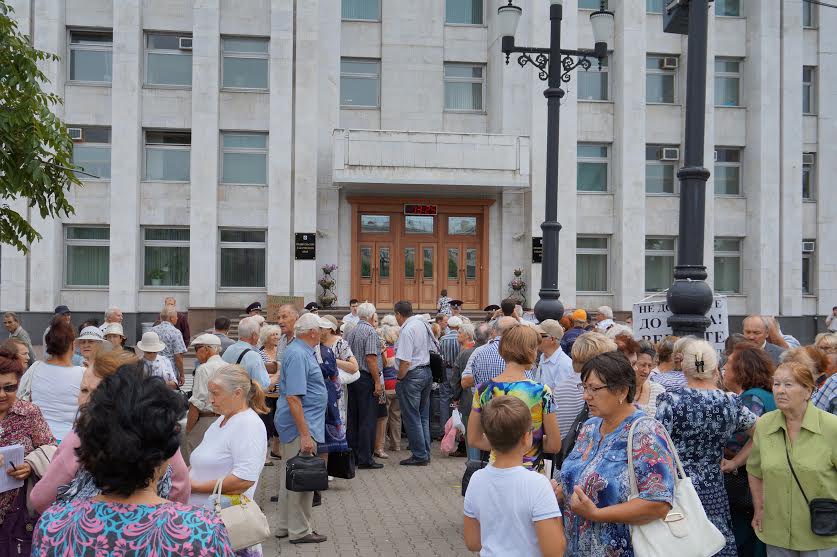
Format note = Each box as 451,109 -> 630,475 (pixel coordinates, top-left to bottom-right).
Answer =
0,384 -> 19,394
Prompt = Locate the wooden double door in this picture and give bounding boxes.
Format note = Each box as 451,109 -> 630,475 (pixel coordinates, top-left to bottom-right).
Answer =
350,198 -> 492,311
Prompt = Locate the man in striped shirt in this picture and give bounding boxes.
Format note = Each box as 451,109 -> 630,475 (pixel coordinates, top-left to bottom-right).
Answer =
460,317 -> 527,389
438,316 -> 463,430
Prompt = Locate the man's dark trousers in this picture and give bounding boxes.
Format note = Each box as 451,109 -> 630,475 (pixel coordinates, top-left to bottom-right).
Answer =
347,372 -> 377,466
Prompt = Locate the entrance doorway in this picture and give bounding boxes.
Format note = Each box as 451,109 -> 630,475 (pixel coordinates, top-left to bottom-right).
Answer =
349,198 -> 492,311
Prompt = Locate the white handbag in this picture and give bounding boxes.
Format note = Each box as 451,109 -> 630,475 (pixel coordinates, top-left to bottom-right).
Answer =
626,417 -> 727,557
212,478 -> 271,551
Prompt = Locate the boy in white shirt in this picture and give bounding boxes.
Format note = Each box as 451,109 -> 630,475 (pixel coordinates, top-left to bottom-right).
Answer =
463,396 -> 565,557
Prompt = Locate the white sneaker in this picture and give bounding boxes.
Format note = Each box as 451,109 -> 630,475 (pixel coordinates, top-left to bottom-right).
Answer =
328,476 -> 334,481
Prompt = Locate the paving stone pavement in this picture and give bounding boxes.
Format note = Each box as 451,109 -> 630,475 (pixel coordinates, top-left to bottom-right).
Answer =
254,442 -> 472,557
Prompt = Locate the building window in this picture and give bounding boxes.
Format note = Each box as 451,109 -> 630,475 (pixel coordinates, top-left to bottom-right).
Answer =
577,144 -> 609,192
646,145 -> 678,194
646,55 -> 677,104
715,0 -> 740,16
68,30 -> 113,83
65,226 -> 109,287
145,33 -> 192,87
221,133 -> 267,185
221,37 -> 268,90
578,56 -> 609,101
577,236 -> 609,292
714,237 -> 741,293
446,0 -> 483,24
645,238 -> 676,292
646,0 -> 664,13
715,58 -> 741,107
143,228 -> 189,287
803,1 -> 816,27
444,63 -> 485,112
220,229 -> 266,288
340,58 -> 380,107
342,0 -> 380,20
803,66 -> 816,114
144,131 -> 191,182
579,0 -> 602,8
71,126 -> 111,180
802,241 -> 815,294
714,148 -> 742,195
803,153 -> 816,200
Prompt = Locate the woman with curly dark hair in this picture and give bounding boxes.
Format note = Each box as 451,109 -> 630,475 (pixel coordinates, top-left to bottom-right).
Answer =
31,366 -> 235,556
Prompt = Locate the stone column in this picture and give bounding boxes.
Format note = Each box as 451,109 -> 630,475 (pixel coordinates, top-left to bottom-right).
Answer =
109,0 -> 143,313
188,0 -> 221,309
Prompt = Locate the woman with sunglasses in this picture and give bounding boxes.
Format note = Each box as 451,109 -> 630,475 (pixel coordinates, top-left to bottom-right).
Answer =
0,347 -> 56,553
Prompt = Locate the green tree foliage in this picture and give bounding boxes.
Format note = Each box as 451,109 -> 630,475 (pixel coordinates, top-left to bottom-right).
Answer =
0,1 -> 79,253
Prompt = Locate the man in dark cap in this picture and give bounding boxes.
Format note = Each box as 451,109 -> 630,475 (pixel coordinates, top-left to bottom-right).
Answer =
304,302 -> 320,314
449,300 -> 463,318
246,302 -> 263,316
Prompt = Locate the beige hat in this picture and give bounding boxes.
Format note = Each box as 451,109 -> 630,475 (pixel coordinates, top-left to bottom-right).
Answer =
136,331 -> 166,353
190,333 -> 222,348
538,319 -> 565,340
318,316 -> 337,331
103,323 -> 126,339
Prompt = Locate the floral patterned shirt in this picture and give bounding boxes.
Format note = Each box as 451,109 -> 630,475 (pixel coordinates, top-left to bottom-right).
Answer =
0,399 -> 55,522
32,499 -> 235,557
560,411 -> 676,557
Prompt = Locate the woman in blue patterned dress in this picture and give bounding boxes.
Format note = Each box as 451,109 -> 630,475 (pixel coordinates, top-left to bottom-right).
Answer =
561,352 -> 677,556
656,339 -> 757,557
32,366 -> 235,557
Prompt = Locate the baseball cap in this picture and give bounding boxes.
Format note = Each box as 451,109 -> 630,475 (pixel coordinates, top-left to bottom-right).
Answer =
571,309 -> 588,322
54,305 -> 71,315
190,333 -> 222,348
538,319 -> 565,340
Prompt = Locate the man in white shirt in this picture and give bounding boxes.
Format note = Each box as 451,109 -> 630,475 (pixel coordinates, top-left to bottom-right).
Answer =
534,320 -> 574,393
342,299 -> 360,327
184,333 -> 226,464
98,306 -> 123,335
826,306 -> 837,333
595,306 -> 615,332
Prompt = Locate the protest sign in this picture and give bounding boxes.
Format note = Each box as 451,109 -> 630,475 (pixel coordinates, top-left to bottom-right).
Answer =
632,295 -> 729,352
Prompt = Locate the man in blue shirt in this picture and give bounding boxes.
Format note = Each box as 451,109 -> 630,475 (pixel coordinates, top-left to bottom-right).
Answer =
274,312 -> 328,544
221,316 -> 270,388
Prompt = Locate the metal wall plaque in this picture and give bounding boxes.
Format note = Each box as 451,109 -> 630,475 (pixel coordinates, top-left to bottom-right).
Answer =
532,236 -> 543,263
295,233 -> 316,260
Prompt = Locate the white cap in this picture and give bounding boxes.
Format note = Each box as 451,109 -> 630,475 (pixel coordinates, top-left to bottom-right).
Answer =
190,333 -> 222,347
318,317 -> 337,330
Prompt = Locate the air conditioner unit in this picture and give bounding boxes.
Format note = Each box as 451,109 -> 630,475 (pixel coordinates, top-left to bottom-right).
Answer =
714,150 -> 718,162
67,127 -> 83,141
660,147 -> 680,161
802,240 -> 816,253
178,37 -> 193,50
802,153 -> 815,165
662,57 -> 679,70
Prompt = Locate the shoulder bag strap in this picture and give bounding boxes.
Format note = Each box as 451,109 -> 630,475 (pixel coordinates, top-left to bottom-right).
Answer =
783,432 -> 810,504
236,348 -> 252,365
626,416 -> 686,498
423,323 -> 440,352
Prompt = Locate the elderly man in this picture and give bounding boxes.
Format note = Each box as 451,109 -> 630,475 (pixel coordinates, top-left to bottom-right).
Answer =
594,306 -> 615,332
460,316 -> 522,390
150,306 -> 187,385
534,320 -> 574,394
246,301 -> 263,316
438,315 -> 463,430
394,300 -> 438,466
222,316 -> 271,388
344,302 -> 384,469
277,304 -> 300,361
163,296 -> 191,345
275,313 -> 329,544
184,333 -> 226,464
4,312 -> 35,365
452,322 -> 487,460
742,315 -> 785,364
560,309 -> 588,356
98,307 -> 123,335
212,317 -> 235,354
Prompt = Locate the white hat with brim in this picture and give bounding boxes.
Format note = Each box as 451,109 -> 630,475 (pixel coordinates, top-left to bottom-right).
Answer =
77,326 -> 104,342
103,323 -> 126,339
318,317 -> 337,331
190,333 -> 222,348
136,331 -> 166,353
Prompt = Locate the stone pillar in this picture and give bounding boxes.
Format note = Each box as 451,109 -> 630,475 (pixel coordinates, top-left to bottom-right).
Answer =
778,1 -> 804,316
743,2 -> 781,315
612,0 -> 646,311
267,0 -> 294,297
816,3 -> 837,314
188,0 -> 221,308
109,0 -> 143,313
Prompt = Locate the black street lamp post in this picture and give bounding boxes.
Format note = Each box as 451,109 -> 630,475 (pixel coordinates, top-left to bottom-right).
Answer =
497,1 -> 614,323
664,0 -> 714,337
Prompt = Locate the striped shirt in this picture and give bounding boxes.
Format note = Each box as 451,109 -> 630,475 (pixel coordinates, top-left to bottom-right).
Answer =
552,374 -> 585,442
463,337 -> 534,386
649,369 -> 688,391
439,331 -> 460,368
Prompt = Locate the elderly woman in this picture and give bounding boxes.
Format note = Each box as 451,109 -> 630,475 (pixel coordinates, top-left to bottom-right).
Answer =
75,325 -> 105,367
190,364 -> 268,557
32,366 -> 234,556
650,335 -> 692,390
719,341 -> 776,557
468,324 -> 561,472
103,322 -> 134,354
656,339 -> 758,557
814,333 -> 837,378
259,324 -> 281,372
782,345 -> 831,389
0,348 -> 55,553
0,338 -> 30,373
632,340 -> 665,416
19,317 -> 84,442
30,352 -> 191,513
314,318 -> 354,468
748,362 -> 837,555
559,352 -> 676,555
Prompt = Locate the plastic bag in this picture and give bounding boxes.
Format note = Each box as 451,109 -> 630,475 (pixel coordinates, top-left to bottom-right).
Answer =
451,408 -> 465,435
441,419 -> 458,455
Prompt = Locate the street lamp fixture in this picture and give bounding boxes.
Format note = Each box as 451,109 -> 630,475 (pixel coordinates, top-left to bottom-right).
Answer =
498,0 -> 615,322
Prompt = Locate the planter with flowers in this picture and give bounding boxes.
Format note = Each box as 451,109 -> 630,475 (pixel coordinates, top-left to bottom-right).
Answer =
507,268 -> 527,306
319,264 -> 338,308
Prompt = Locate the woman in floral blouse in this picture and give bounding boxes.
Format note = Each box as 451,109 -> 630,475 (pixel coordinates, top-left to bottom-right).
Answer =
0,347 -> 55,553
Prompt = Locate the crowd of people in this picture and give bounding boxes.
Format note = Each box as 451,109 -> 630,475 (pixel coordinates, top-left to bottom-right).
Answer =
0,296 -> 834,556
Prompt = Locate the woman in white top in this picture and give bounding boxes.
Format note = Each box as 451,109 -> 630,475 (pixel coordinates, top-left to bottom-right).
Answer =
634,342 -> 666,416
190,364 -> 268,556
19,317 -> 83,442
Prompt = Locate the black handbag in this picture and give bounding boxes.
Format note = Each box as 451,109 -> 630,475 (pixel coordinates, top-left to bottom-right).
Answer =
285,453 -> 329,493
326,450 -> 356,480
785,435 -> 837,536
461,451 -> 489,496
429,352 -> 445,383
723,468 -> 753,514
553,404 -> 589,472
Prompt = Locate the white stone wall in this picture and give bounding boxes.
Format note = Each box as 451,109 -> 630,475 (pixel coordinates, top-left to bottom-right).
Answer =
3,0 -> 834,320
